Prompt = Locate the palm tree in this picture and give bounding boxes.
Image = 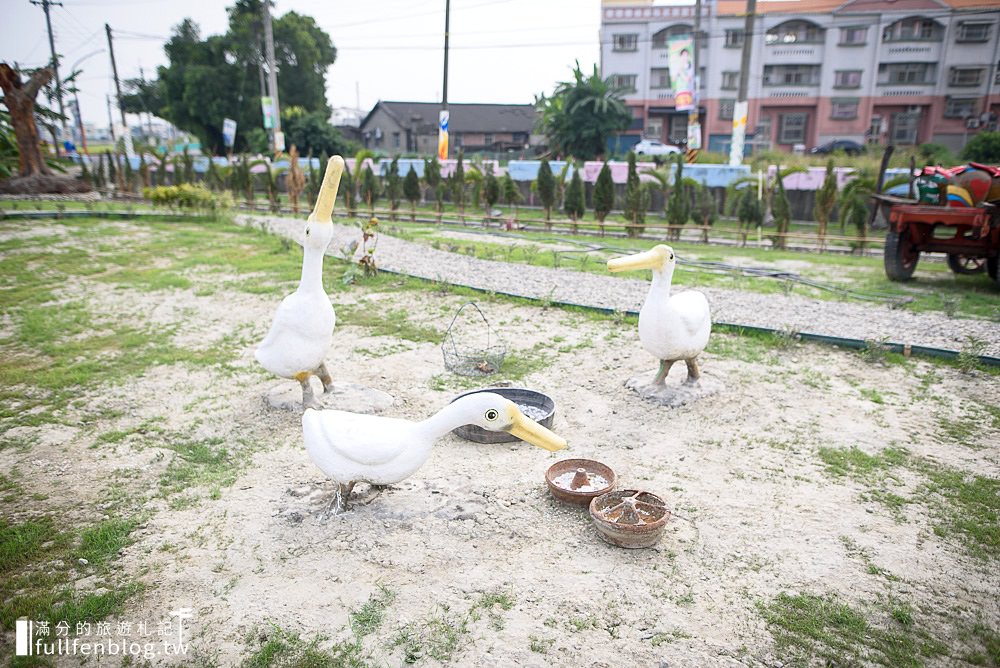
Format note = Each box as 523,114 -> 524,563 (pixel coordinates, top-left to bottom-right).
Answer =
535,62 -> 631,159
838,170 -> 877,253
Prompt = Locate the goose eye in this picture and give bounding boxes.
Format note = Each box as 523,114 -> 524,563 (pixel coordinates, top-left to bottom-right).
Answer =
305,228 -> 311,236
485,409 -> 499,421
669,252 -> 674,260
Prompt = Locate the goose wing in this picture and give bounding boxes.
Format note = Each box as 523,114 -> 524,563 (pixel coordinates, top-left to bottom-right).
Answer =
303,410 -> 414,467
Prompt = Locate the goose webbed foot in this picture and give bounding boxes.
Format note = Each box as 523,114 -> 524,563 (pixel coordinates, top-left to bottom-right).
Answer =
324,481 -> 357,517
652,359 -> 675,386
684,358 -> 701,385
297,372 -> 320,409
316,363 -> 335,394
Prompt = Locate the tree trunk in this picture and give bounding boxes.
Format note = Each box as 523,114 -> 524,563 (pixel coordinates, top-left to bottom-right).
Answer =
0,63 -> 53,177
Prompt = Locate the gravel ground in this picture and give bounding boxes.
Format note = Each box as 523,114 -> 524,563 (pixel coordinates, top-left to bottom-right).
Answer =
241,214 -> 1000,358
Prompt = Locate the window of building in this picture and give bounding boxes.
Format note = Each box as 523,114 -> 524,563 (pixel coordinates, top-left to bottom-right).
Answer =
779,113 -> 807,144
834,70 -> 862,88
949,68 -> 984,87
763,64 -> 821,86
956,22 -> 991,43
839,26 -> 867,45
453,134 -> 463,148
609,74 -> 637,92
882,17 -> 943,42
766,20 -> 824,45
878,62 -> 935,85
484,133 -> 494,146
890,111 -> 920,144
650,68 -> 671,89
725,29 -> 744,48
719,99 -> 736,120
613,33 -> 638,51
831,99 -> 859,120
392,132 -> 400,149
669,115 -> 688,143
645,117 -> 663,139
652,24 -> 692,49
721,71 -> 739,90
755,116 -> 772,143
944,97 -> 978,118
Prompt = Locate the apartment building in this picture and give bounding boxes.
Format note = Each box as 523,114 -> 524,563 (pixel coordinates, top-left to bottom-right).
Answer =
600,0 -> 1000,153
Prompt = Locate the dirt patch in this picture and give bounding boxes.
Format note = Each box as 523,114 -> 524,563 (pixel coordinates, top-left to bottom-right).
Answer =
2,219 -> 998,666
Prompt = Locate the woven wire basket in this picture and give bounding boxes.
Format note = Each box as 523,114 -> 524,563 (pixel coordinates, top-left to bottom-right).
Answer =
441,302 -> 506,376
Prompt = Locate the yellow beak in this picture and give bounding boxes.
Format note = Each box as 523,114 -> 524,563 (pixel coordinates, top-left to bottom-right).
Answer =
307,155 -> 345,224
607,249 -> 663,272
508,411 -> 567,452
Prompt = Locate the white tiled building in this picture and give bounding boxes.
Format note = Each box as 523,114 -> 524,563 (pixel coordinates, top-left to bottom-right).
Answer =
600,0 -> 1000,153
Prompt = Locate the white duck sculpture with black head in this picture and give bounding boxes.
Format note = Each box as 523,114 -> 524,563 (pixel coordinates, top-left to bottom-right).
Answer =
256,156 -> 344,408
607,244 -> 711,385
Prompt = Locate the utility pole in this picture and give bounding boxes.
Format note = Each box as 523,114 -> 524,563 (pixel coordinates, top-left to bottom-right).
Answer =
729,0 -> 756,166
31,0 -> 66,152
438,0 -> 451,160
139,66 -> 153,135
262,0 -> 282,151
105,23 -> 134,157
106,93 -> 115,142
687,0 -> 702,157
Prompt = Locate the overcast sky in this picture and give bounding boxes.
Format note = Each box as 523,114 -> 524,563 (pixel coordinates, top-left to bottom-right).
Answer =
1,0 -> 612,129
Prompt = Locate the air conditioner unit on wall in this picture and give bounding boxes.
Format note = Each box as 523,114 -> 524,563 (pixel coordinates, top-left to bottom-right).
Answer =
967,117 -> 981,129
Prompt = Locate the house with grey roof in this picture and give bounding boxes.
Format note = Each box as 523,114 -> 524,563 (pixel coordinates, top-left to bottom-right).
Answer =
359,101 -> 543,156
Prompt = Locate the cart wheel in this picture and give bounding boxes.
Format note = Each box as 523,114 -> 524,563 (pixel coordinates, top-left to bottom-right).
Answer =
884,229 -> 919,281
946,254 -> 986,275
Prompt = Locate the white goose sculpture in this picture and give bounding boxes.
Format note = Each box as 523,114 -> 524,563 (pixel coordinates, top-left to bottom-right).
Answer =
607,244 -> 711,385
303,392 -> 567,513
256,156 -> 345,408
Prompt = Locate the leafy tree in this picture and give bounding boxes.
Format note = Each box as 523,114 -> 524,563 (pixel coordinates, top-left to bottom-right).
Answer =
79,158 -> 92,187
403,165 -> 421,221
123,157 -> 136,193
94,153 -> 105,187
386,156 -> 402,219
666,154 -> 690,241
452,150 -> 466,218
770,167 -> 793,250
483,168 -> 500,215
534,61 -> 631,160
434,182 -> 446,221
105,150 -> 118,188
264,162 -> 280,212
961,131 -> 1000,163
501,172 -> 522,218
282,107 -> 352,158
231,154 -> 255,207
423,155 -> 441,205
725,182 -> 762,240
360,164 -> 380,212
536,158 -> 555,222
593,161 -> 614,225
813,160 -> 837,251
622,151 -> 648,237
128,2 -> 336,154
465,167 -> 483,210
693,184 -> 717,243
564,162 -> 585,225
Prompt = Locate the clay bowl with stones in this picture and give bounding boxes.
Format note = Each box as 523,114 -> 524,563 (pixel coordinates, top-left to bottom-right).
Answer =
545,459 -> 616,507
589,489 -> 670,548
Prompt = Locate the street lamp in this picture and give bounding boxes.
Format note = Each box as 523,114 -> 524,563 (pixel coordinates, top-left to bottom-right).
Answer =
68,49 -> 105,155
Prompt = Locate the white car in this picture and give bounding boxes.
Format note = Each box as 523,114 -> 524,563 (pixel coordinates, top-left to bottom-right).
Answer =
633,139 -> 682,157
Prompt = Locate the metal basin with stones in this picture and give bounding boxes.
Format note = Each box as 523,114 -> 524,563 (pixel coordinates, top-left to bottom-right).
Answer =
589,489 -> 670,548
451,387 -> 555,444
545,458 -> 616,507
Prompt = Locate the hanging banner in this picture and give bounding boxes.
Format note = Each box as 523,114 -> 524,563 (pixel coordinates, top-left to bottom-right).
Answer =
687,122 -> 702,150
668,36 -> 694,112
273,131 -> 285,152
261,97 -> 275,130
729,100 -> 749,166
222,118 -> 237,148
437,110 -> 449,161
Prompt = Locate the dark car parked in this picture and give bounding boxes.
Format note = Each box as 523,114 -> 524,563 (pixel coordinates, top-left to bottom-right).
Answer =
810,140 -> 864,156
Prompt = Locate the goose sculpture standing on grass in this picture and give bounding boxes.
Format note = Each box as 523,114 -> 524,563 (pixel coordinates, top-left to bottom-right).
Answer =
303,392 -> 567,513
607,244 -> 711,386
256,155 -> 345,408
